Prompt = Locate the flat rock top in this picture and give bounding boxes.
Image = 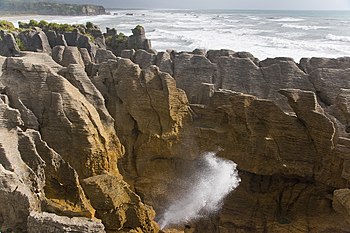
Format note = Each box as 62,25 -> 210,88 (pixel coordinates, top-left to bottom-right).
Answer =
17,52 -> 62,71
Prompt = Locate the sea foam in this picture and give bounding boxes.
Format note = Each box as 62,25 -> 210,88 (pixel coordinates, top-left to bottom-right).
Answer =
157,152 -> 240,229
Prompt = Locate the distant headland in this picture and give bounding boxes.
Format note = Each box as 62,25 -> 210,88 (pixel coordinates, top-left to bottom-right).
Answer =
0,0 -> 106,16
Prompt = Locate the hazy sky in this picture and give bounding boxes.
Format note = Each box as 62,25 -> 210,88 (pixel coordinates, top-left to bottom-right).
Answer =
62,0 -> 350,10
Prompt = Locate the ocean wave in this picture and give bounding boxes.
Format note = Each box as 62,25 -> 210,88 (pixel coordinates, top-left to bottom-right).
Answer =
246,16 -> 261,20
325,34 -> 350,42
267,17 -> 305,22
281,24 -> 329,30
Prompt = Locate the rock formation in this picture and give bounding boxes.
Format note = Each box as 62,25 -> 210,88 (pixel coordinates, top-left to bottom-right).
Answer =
0,52 -> 159,233
0,31 -> 20,57
1,22 -> 350,233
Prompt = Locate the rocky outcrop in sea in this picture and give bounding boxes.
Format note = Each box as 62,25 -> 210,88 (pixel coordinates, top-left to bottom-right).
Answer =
1,21 -> 350,233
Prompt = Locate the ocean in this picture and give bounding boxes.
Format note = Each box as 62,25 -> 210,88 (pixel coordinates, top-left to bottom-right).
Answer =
2,9 -> 350,61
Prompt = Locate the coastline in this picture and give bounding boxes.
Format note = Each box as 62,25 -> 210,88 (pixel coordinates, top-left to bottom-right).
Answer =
0,17 -> 350,232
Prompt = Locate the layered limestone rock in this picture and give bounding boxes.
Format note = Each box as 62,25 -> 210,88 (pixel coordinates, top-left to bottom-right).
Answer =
190,88 -> 349,232
89,52 -> 350,232
128,26 -> 152,52
299,57 -> 350,73
128,50 -> 314,111
173,53 -> 217,104
2,25 -> 350,232
91,59 -> 192,210
0,31 -> 20,57
0,52 -> 159,232
18,30 -> 52,54
1,52 -> 122,178
82,174 -> 159,232
27,212 -> 105,233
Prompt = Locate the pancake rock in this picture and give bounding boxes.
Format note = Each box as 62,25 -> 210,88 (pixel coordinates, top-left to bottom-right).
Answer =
0,52 -> 159,232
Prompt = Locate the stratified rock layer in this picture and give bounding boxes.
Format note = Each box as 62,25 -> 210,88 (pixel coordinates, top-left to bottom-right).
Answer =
0,53 -> 159,233
1,29 -> 350,232
105,52 -> 350,232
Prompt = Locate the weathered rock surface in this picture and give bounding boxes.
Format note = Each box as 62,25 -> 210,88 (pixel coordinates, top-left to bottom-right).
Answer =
80,47 -> 93,65
2,24 -> 350,232
0,100 -> 41,232
0,52 -> 159,232
95,48 -> 117,64
156,51 -> 173,76
92,59 -> 191,211
18,30 -> 52,54
134,49 -> 156,69
300,57 -> 350,74
0,55 -> 6,77
27,212 -> 105,233
188,88 -> 349,232
86,50 -> 350,232
173,53 -> 217,103
0,31 -> 20,57
2,52 -> 122,178
61,46 -> 86,68
128,26 -> 152,51
309,68 -> 350,106
82,174 -> 159,232
45,30 -> 68,48
121,49 -> 135,60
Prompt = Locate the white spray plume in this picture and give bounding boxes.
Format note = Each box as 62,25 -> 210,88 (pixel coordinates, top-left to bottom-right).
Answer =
158,152 -> 241,229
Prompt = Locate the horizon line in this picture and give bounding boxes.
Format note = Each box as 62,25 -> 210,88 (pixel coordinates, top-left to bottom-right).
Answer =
105,7 -> 350,12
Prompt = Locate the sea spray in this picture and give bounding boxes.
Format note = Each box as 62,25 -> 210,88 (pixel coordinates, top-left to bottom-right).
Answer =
158,152 -> 241,229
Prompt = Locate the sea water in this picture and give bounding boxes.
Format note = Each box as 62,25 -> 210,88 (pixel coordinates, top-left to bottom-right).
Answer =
2,9 -> 350,60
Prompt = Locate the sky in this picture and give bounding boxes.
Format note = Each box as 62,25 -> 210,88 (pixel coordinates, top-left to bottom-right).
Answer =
59,0 -> 350,10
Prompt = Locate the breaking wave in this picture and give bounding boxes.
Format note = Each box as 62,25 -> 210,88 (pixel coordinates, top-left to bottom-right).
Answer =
281,23 -> 329,30
326,34 -> 350,42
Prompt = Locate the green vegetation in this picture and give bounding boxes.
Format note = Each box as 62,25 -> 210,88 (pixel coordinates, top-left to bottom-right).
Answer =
15,37 -> 25,50
116,32 -> 128,44
17,20 -> 97,43
86,21 -> 94,29
19,20 -> 76,33
85,33 -> 95,42
135,25 -> 144,31
0,20 -> 15,31
105,32 -> 128,48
